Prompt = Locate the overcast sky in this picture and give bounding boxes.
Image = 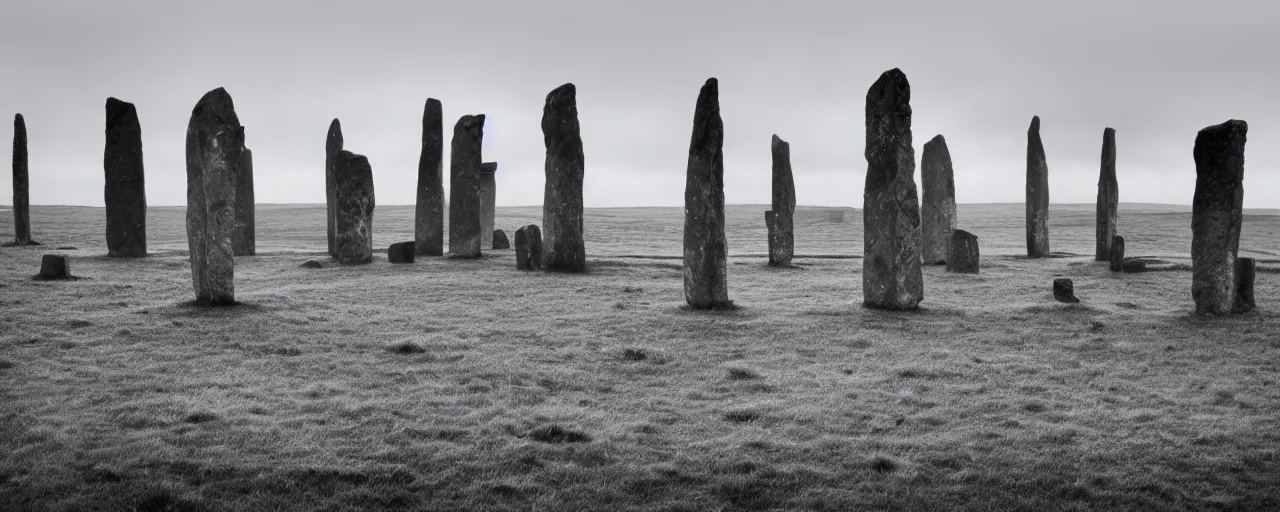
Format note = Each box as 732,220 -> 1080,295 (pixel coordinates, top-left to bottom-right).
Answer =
1,0 -> 1276,208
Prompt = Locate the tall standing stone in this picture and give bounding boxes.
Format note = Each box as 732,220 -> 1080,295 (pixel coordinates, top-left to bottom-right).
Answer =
11,113 -> 35,246
448,114 -> 485,258
333,150 -> 375,264
920,134 -> 956,265
103,98 -> 147,257
515,226 -> 530,270
185,88 -> 242,305
542,83 -> 588,272
233,145 -> 255,256
767,134 -> 796,267
480,162 -> 497,249
414,99 -> 444,257
326,119 -> 343,257
1191,120 -> 1247,315
862,68 -> 923,310
683,78 -> 730,309
1096,127 -> 1118,261
1026,116 -> 1050,258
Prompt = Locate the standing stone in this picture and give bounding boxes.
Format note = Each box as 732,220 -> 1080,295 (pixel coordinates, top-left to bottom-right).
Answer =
525,224 -> 544,271
1109,235 -> 1125,272
37,254 -> 70,280
767,134 -> 796,267
542,83 -> 588,272
1026,116 -> 1050,258
11,114 -> 36,246
333,150 -> 375,265
683,78 -> 731,309
1234,257 -> 1256,314
326,119 -> 343,257
515,226 -> 530,270
233,145 -> 255,256
1191,120 -> 1247,315
388,241 -> 415,264
415,99 -> 444,257
480,162 -> 497,249
448,114 -> 485,258
185,88 -> 242,305
862,68 -> 923,310
493,229 -> 510,250
920,134 -> 956,265
1053,278 -> 1079,304
946,229 -> 979,274
1096,128 -> 1119,261
103,98 -> 146,257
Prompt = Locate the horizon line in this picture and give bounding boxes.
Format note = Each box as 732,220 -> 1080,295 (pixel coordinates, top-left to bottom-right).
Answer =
0,201 -> 1267,210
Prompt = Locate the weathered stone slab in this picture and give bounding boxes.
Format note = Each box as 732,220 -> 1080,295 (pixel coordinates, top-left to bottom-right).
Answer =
542,83 -> 588,272
1026,116 -> 1050,258
920,134 -> 956,265
185,88 -> 242,305
448,114 -> 485,258
493,229 -> 510,250
388,241 -> 415,264
1053,278 -> 1079,304
515,226 -> 530,270
946,229 -> 979,274
12,113 -> 36,246
515,224 -> 543,271
334,150 -> 375,265
480,162 -> 497,249
1121,259 -> 1147,273
326,119 -> 343,257
1096,128 -> 1118,261
1109,235 -> 1125,272
37,254 -> 70,280
862,68 -> 923,310
1191,120 -> 1247,315
683,78 -> 731,309
415,99 -> 444,257
104,98 -> 147,257
768,134 -> 796,267
1234,257 -> 1256,313
233,145 -> 255,256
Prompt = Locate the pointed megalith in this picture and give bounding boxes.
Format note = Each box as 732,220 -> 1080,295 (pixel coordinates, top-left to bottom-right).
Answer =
12,113 -> 36,246
920,134 -> 956,265
767,134 -> 796,267
185,88 -> 243,305
233,144 -> 255,256
480,162 -> 498,250
682,79 -> 731,309
862,68 -> 923,310
333,150 -> 375,265
415,98 -> 444,257
1096,127 -> 1118,261
325,119 -> 343,257
1026,116 -> 1050,258
448,114 -> 485,258
542,83 -> 588,272
104,98 -> 147,257
1191,120 -> 1247,315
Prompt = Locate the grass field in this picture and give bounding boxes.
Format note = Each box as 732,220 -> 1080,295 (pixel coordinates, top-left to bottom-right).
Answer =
1,203 -> 1278,511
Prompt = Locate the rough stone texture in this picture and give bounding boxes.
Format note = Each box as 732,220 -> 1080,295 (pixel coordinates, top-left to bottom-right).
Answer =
326,119 -> 343,257
862,68 -> 923,310
388,241 -> 415,264
525,224 -> 544,271
683,78 -> 731,309
1191,120 -> 1247,315
415,99 -> 444,257
493,229 -> 510,250
1109,235 -> 1125,272
920,134 -> 956,265
38,254 -> 69,279
1026,116 -> 1050,258
1234,257 -> 1256,314
1121,260 -> 1147,273
542,83 -> 588,272
12,113 -> 36,246
480,162 -> 497,249
103,98 -> 147,257
515,226 -> 530,270
1096,128 -> 1119,261
448,114 -> 485,258
945,229 -> 979,274
185,88 -> 243,305
233,145 -> 255,256
334,150 -> 375,265
1053,278 -> 1079,304
767,134 -> 796,267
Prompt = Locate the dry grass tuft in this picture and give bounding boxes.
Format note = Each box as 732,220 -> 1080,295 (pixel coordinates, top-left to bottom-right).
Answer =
726,367 -> 761,381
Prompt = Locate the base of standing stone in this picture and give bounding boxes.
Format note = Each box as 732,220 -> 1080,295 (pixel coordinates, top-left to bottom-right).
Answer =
526,225 -> 543,271
1053,278 -> 1079,303
388,242 -> 415,264
3,240 -> 41,247
1121,259 -> 1147,273
685,300 -> 737,311
1234,257 -> 1256,314
34,254 -> 72,280
945,229 -> 980,274
1109,236 -> 1125,272
493,230 -> 510,250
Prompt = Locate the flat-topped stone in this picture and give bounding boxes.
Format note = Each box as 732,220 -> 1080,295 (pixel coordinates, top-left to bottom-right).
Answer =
946,229 -> 979,274
103,97 -> 147,257
1053,278 -> 1079,304
334,150 -> 375,265
388,241 -> 415,264
37,254 -> 70,280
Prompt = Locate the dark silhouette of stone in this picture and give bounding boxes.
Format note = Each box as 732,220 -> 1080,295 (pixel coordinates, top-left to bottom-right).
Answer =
333,150 -> 375,265
1096,128 -> 1118,261
1234,257 -> 1256,313
515,226 -> 530,270
862,69 -> 923,310
1192,120 -> 1247,315
326,119 -> 343,257
767,134 -> 795,267
185,88 -> 243,305
493,229 -> 510,250
683,78 -> 731,309
1121,259 -> 1147,273
233,145 -> 255,256
921,134 -> 956,265
542,83 -> 588,272
103,98 -> 146,257
1026,116 -> 1050,258
515,225 -> 543,271
1053,278 -> 1079,304
1109,235 -> 1125,272
448,114 -> 485,258
945,229 -> 979,274
388,241 -> 415,264
37,254 -> 70,280
480,162 -> 497,249
12,113 -> 36,246
300,260 -> 323,269
415,99 -> 444,257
